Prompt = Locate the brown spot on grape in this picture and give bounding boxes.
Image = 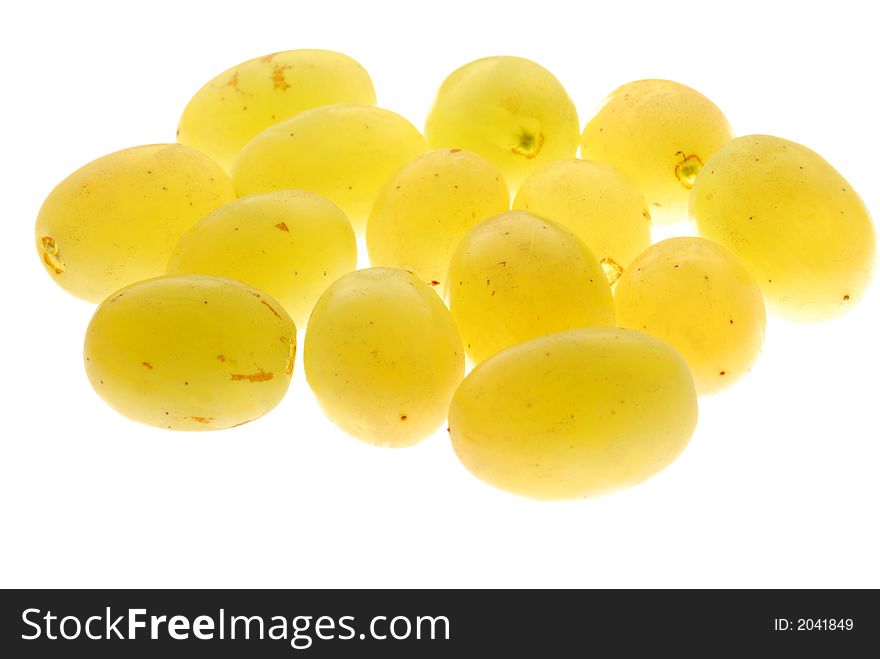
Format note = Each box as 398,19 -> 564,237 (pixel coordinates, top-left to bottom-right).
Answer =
142,361 -> 153,369
719,371 -> 726,376
843,294 -> 850,301
642,209 -> 651,222
600,257 -> 623,285
400,415 -> 408,422
217,355 -> 226,361
430,280 -> 440,286
231,370 -> 274,382
271,64 -> 292,91
41,236 -> 65,274
251,291 -> 282,319
450,148 -> 462,153
674,151 -> 703,189
226,71 -> 239,88
498,261 -> 507,267
191,416 -> 213,424
259,52 -> 279,62
286,339 -> 296,376
275,222 -> 289,232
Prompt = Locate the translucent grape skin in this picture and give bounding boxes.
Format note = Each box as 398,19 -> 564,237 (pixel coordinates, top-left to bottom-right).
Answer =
366,148 -> 510,289
580,79 -> 734,224
445,211 -> 614,364
178,49 -> 376,171
691,135 -> 876,321
513,158 -> 652,284
614,237 -> 766,395
167,190 -> 356,327
231,104 -> 428,231
84,275 -> 296,431
425,56 -> 580,191
304,268 -> 464,447
448,328 -> 698,500
35,144 -> 236,303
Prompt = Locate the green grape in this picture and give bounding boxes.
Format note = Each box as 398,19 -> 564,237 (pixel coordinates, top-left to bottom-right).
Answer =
304,268 -> 464,447
84,275 -> 295,431
580,79 -> 733,223
366,148 -> 510,289
691,135 -> 875,321
425,56 -> 579,190
445,211 -> 614,363
614,237 -> 765,394
449,328 -> 698,500
513,158 -> 651,284
167,190 -> 356,327
35,144 -> 235,303
178,49 -> 376,171
231,105 -> 427,231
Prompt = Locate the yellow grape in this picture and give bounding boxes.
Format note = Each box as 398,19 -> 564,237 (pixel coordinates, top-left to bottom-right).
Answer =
691,135 -> 875,320
425,56 -> 579,190
366,148 -> 510,289
231,105 -> 427,231
84,275 -> 295,431
35,144 -> 235,303
167,190 -> 356,327
445,211 -> 614,363
614,237 -> 766,394
449,328 -> 698,500
580,79 -> 733,223
304,268 -> 464,447
513,158 -> 651,284
178,49 -> 376,171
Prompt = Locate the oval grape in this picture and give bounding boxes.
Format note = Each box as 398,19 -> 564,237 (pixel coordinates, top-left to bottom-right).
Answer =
84,275 -> 296,431
449,328 -> 698,499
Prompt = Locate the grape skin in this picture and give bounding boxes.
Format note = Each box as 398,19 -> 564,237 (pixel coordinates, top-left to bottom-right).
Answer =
167,190 -> 357,327
35,144 -> 236,303
425,56 -> 580,190
445,211 -> 614,364
231,104 -> 428,231
304,268 -> 464,447
513,158 -> 651,284
178,49 -> 376,171
614,237 -> 766,394
691,134 -> 875,320
84,275 -> 296,431
448,328 -> 698,500
580,79 -> 733,224
366,148 -> 510,289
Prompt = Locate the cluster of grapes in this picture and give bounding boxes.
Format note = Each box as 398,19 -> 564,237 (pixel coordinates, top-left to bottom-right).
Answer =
36,50 -> 875,500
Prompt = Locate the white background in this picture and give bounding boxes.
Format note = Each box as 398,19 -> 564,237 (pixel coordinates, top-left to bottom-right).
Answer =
1,0 -> 877,588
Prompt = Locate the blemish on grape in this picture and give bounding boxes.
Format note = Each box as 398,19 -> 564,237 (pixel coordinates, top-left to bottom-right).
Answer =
230,370 -> 274,382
